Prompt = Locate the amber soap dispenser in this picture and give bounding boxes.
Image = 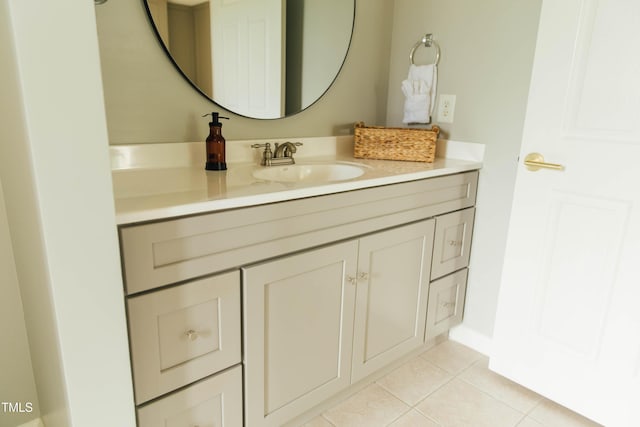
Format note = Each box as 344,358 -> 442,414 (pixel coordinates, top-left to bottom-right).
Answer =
203,112 -> 229,170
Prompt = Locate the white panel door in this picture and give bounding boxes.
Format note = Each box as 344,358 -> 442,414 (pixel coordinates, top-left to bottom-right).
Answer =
211,0 -> 283,118
491,1 -> 640,426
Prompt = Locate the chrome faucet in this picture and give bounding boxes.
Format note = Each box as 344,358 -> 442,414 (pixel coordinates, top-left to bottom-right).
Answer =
252,141 -> 303,166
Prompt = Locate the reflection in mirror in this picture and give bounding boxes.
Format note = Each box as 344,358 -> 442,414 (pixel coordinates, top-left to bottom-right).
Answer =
144,0 -> 355,119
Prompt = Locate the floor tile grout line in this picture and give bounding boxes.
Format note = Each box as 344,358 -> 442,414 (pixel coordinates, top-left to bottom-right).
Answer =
455,373 -> 543,415
512,411 -> 530,427
416,408 -> 444,426
373,369 -> 454,409
418,350 -> 485,376
406,373 -> 457,410
319,413 -> 337,426
382,405 -> 414,427
445,375 -> 529,417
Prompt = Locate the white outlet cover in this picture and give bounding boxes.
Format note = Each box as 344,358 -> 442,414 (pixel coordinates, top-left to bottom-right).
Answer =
437,94 -> 456,123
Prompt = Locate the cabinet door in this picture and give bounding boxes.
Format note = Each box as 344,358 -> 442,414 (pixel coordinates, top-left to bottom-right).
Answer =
431,207 -> 475,280
425,269 -> 468,341
351,219 -> 435,383
243,241 -> 358,427
137,365 -> 243,427
127,271 -> 241,404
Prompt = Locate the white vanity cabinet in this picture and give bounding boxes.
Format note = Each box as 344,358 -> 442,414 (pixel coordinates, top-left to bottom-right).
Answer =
242,219 -> 436,427
118,170 -> 479,427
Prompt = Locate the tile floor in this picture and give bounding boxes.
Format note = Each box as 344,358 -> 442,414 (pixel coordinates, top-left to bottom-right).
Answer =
302,340 -> 602,427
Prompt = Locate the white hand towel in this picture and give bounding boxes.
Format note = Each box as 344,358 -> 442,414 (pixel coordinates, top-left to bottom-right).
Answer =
402,64 -> 437,124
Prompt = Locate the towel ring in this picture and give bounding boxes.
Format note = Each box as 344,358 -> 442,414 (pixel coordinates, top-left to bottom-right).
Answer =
409,33 -> 440,66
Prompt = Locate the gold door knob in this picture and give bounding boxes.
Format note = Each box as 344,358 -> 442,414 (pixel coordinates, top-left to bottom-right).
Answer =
523,153 -> 565,172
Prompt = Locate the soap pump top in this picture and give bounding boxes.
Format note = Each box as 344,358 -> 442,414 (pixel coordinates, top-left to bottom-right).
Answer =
202,112 -> 229,171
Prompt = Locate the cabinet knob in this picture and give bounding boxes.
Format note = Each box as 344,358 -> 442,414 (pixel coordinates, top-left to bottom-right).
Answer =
441,301 -> 455,308
346,275 -> 357,285
185,329 -> 199,341
448,240 -> 463,246
358,272 -> 369,281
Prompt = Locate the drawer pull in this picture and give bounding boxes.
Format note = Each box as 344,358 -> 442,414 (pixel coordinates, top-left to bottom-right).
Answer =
441,301 -> 455,308
185,329 -> 199,341
448,240 -> 463,246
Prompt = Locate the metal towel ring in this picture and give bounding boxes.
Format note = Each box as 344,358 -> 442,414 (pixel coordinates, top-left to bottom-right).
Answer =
409,34 -> 440,66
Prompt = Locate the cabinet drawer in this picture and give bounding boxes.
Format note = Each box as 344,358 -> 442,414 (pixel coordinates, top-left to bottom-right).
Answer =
127,271 -> 241,404
137,365 -> 243,427
431,207 -> 475,280
425,269 -> 468,341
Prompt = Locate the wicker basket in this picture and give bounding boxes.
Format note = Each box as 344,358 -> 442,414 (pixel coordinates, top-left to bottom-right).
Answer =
353,122 -> 439,163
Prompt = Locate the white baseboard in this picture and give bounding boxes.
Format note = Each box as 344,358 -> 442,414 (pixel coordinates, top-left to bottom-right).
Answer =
449,324 -> 493,356
17,418 -> 44,427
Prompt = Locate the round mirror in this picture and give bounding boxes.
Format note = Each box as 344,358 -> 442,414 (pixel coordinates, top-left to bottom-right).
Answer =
143,0 -> 355,119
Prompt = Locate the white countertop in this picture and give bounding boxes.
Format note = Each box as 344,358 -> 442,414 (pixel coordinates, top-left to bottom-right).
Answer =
111,137 -> 483,225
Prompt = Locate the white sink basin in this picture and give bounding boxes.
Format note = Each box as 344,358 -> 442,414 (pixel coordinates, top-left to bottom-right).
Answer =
252,163 -> 365,183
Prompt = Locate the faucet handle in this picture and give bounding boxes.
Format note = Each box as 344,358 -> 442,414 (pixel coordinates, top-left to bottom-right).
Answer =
251,142 -> 271,149
251,143 -> 272,166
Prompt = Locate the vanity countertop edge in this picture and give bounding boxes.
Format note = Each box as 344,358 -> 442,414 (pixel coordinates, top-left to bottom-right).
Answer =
111,137 -> 484,226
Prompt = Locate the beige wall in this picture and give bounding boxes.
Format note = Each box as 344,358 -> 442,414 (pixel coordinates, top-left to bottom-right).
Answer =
387,0 -> 542,339
95,1 -> 393,144
1,1 -> 135,426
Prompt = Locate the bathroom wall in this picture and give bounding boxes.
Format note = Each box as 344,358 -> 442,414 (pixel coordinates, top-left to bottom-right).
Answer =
95,0 -> 394,143
387,0 -> 542,343
1,1 -> 135,426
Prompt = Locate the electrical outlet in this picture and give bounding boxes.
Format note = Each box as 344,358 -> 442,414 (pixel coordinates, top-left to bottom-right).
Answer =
437,94 -> 456,123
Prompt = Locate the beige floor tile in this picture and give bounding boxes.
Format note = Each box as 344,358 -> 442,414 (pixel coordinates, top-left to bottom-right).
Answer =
528,400 -> 603,427
516,417 -> 545,427
323,383 -> 410,427
376,356 -> 453,405
420,340 -> 483,375
459,356 -> 543,413
301,415 -> 335,427
415,378 -> 525,427
387,409 -> 440,427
